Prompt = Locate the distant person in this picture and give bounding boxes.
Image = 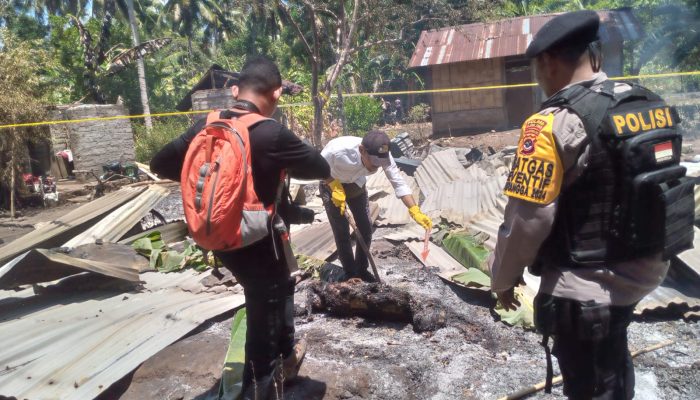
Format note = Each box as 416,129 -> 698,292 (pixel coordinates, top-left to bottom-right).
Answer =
394,98 -> 403,123
489,11 -> 693,399
380,97 -> 390,125
320,131 -> 432,281
150,56 -> 331,399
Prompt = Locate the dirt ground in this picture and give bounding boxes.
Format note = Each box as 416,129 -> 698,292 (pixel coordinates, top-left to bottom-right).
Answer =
101,230 -> 700,400
379,123 -> 520,154
0,201 -> 84,245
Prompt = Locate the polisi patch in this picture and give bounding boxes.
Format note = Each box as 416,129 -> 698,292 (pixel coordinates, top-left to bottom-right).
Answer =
610,106 -> 674,136
654,141 -> 673,163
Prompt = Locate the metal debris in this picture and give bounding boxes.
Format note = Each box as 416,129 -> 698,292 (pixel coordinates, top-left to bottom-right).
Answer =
0,187 -> 146,266
0,270 -> 242,400
0,248 -> 140,289
64,185 -> 170,249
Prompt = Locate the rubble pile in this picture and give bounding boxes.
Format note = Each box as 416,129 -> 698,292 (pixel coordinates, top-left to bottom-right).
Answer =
0,134 -> 698,400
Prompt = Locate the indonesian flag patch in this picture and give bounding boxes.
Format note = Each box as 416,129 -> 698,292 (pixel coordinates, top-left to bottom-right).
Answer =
654,141 -> 673,163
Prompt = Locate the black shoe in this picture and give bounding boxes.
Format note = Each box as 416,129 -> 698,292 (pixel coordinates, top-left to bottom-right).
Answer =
357,270 -> 377,283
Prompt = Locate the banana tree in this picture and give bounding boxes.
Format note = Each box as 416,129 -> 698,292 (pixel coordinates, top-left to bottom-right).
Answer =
70,4 -> 171,104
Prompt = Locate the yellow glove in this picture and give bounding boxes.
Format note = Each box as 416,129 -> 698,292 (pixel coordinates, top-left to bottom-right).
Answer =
409,206 -> 432,230
328,179 -> 346,215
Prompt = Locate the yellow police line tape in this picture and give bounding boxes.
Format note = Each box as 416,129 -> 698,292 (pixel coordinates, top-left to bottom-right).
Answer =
1,70 -> 699,131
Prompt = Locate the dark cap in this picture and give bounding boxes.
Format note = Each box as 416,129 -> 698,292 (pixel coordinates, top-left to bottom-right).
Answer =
361,130 -> 391,168
526,10 -> 600,58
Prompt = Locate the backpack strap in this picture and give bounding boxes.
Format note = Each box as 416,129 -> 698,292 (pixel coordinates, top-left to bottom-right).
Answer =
236,112 -> 274,129
543,80 -> 615,138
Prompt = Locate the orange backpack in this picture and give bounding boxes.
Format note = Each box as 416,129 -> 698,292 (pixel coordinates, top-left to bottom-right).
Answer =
180,110 -> 285,251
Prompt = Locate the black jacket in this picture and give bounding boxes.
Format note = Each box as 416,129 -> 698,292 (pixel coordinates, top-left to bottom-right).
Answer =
150,109 -> 330,252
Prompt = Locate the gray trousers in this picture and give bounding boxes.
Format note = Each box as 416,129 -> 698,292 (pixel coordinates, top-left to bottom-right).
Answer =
320,182 -> 373,279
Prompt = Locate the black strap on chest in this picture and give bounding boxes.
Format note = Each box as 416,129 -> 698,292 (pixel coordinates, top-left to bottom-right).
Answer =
542,79 -> 615,142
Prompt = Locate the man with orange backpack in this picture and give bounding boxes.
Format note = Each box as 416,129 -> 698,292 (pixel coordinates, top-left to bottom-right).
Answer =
150,56 -> 330,400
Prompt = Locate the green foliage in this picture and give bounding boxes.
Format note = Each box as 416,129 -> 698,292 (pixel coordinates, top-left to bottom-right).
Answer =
133,117 -> 190,162
452,269 -> 491,288
132,230 -> 211,272
407,103 -> 431,124
278,67 -> 318,139
442,231 -> 490,274
219,308 -> 247,400
442,231 -> 494,287
0,29 -> 52,206
344,96 -> 382,136
494,287 -> 535,329
296,254 -> 326,279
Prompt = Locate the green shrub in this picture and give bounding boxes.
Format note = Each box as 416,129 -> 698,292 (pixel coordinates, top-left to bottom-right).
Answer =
344,96 -> 382,136
133,117 -> 191,162
407,103 -> 431,124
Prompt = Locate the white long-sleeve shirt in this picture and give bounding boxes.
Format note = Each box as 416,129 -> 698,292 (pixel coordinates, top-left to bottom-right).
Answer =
321,136 -> 412,198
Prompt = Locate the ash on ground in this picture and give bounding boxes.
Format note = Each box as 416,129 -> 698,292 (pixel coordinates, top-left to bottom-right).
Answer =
109,228 -> 700,400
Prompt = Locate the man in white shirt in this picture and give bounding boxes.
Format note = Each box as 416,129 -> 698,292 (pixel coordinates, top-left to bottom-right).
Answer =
320,130 -> 432,281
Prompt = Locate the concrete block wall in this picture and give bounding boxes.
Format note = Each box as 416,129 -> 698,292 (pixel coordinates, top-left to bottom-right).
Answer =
191,88 -> 236,111
50,104 -> 135,174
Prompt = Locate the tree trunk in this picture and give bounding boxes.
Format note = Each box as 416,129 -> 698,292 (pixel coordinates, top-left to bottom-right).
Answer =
125,0 -> 153,130
309,5 -> 324,147
10,136 -> 15,219
311,60 -> 324,147
337,84 -> 347,136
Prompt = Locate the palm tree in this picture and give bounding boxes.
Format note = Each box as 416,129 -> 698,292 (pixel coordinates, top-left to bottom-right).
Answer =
11,0 -> 83,18
122,0 -> 153,130
160,0 -> 224,54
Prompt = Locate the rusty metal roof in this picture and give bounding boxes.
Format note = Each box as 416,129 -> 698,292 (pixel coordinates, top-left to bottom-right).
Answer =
409,9 -> 642,68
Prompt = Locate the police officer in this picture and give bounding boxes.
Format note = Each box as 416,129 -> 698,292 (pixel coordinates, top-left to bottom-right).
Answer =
490,10 -> 693,399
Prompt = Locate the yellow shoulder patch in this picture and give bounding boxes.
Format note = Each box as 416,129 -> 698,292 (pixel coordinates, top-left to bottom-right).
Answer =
503,113 -> 563,205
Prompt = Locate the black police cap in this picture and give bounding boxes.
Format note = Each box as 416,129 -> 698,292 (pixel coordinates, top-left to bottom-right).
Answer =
526,10 -> 600,58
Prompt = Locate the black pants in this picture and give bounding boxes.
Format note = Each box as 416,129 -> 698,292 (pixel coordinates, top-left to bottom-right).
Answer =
216,236 -> 295,399
535,293 -> 636,400
320,183 -> 373,279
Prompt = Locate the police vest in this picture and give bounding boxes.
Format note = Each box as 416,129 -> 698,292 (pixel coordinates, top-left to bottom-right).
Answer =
522,80 -> 694,268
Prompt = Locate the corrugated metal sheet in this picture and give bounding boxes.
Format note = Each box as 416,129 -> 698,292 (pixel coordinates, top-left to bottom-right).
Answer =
414,149 -> 469,197
636,273 -> 700,315
0,187 -> 146,265
118,221 -> 190,246
384,224 -> 438,242
0,248 -> 140,289
293,202 -> 380,260
367,170 -> 421,226
292,222 -> 336,260
0,270 -> 242,399
635,227 -> 700,315
64,185 -> 171,249
406,241 -> 468,283
675,227 -> 700,279
409,9 -> 643,68
421,175 -> 507,226
467,211 -> 505,250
